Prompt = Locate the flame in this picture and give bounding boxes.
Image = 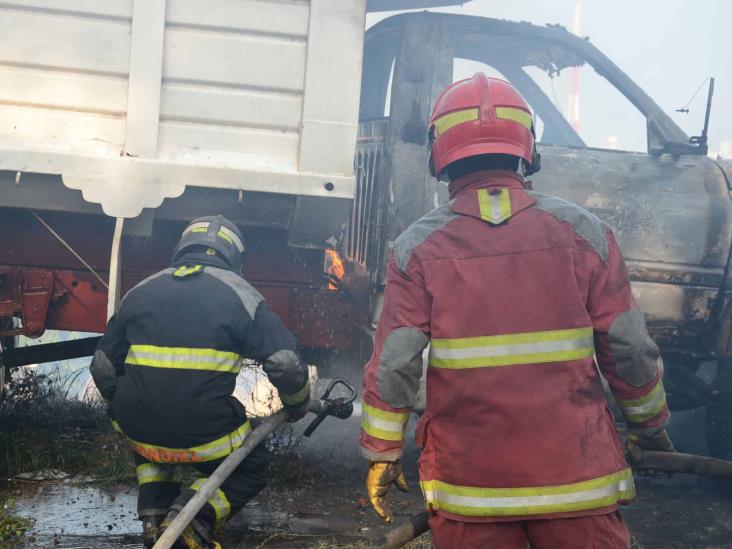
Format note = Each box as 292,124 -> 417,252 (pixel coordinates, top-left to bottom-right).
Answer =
324,248 -> 345,290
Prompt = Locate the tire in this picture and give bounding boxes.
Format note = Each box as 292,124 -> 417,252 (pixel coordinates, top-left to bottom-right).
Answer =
706,358 -> 732,459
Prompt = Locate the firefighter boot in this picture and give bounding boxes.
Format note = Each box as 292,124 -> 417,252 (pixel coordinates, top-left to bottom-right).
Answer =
141,513 -> 165,548
159,510 -> 217,549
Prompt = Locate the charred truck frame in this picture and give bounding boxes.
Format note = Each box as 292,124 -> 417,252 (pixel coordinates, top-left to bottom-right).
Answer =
2,8 -> 732,456
351,13 -> 732,456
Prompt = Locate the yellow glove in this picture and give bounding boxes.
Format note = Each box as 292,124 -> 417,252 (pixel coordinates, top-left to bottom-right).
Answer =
365,461 -> 410,523
626,428 -> 675,453
626,429 -> 675,476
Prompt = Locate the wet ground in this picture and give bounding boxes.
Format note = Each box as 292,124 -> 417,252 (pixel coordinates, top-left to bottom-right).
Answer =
7,468 -> 732,548
6,410 -> 732,548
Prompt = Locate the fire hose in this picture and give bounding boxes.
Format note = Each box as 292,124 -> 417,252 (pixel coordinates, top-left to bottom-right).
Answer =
153,378 -> 357,549
369,449 -> 732,549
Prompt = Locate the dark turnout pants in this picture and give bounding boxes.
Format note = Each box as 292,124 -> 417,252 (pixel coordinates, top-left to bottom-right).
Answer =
134,441 -> 270,535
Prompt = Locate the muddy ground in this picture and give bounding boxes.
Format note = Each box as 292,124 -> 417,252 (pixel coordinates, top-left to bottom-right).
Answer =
4,408 -> 732,549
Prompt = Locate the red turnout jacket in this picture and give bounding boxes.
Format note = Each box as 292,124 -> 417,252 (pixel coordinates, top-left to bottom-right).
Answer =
360,170 -> 669,522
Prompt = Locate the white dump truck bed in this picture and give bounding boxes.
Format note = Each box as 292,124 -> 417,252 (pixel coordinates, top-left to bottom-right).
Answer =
0,0 -> 366,217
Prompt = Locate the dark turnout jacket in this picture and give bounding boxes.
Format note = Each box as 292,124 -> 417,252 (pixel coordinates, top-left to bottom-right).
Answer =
91,254 -> 309,462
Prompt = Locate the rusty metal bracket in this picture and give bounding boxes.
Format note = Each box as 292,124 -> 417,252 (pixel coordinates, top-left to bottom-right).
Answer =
0,269 -> 66,338
20,270 -> 55,338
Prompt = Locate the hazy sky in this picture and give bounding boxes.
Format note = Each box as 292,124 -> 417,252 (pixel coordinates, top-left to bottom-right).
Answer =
367,0 -> 731,157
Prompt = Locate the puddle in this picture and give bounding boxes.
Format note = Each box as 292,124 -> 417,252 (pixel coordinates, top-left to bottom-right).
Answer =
10,482 -> 140,548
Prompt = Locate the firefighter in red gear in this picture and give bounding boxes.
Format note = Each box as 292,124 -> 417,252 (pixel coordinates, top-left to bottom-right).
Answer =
361,73 -> 674,548
90,216 -> 310,549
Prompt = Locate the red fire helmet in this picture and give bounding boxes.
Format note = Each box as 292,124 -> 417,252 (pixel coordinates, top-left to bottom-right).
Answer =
428,73 -> 540,178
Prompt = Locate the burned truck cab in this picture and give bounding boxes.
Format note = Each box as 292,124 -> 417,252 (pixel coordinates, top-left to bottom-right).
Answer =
350,12 -> 732,456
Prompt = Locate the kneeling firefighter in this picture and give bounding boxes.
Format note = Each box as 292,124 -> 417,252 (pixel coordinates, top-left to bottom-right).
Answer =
360,74 -> 675,548
90,216 -> 310,548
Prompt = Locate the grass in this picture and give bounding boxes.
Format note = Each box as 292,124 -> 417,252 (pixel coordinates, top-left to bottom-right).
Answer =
0,498 -> 34,548
0,370 -> 134,483
0,368 -> 306,485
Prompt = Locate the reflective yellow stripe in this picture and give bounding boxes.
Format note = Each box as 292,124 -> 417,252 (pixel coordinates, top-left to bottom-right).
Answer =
477,188 -> 512,224
217,226 -> 245,252
361,403 -> 409,442
495,106 -> 533,130
215,230 -> 233,244
430,327 -> 594,369
421,468 -> 634,517
112,420 -> 251,463
173,264 -> 203,277
136,463 -> 175,485
189,225 -> 244,252
126,345 -> 242,373
280,379 -> 311,406
433,108 -> 479,135
191,478 -> 231,524
617,381 -> 667,423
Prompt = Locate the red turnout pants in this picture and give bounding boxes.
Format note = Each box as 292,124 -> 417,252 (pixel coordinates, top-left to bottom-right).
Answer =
429,511 -> 630,549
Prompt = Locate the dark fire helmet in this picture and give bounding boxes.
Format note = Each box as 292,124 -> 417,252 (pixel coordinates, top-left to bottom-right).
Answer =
172,215 -> 246,272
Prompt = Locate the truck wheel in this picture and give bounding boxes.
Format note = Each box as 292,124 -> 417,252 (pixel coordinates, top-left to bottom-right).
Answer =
706,358 -> 732,459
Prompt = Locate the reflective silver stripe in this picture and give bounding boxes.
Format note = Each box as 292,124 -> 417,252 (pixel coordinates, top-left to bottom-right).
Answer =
183,221 -> 210,234
365,415 -> 405,432
432,337 -> 595,361
430,327 -> 595,369
191,478 -> 231,523
126,345 -> 242,373
136,463 -> 175,485
193,424 -> 251,460
623,393 -> 664,416
183,222 -> 244,252
361,403 -> 409,442
421,469 -> 635,517
364,413 -> 406,433
218,225 -> 245,252
617,381 -> 667,423
424,480 -> 634,508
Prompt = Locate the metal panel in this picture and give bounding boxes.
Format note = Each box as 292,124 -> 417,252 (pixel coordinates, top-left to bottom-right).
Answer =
0,0 -> 133,18
166,0 -> 310,37
160,84 -> 302,131
0,65 -> 127,114
156,120 -> 300,164
162,28 -> 306,92
348,120 -> 389,272
125,0 -> 166,157
0,0 -> 365,218
298,0 -> 368,175
0,5 -> 132,74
